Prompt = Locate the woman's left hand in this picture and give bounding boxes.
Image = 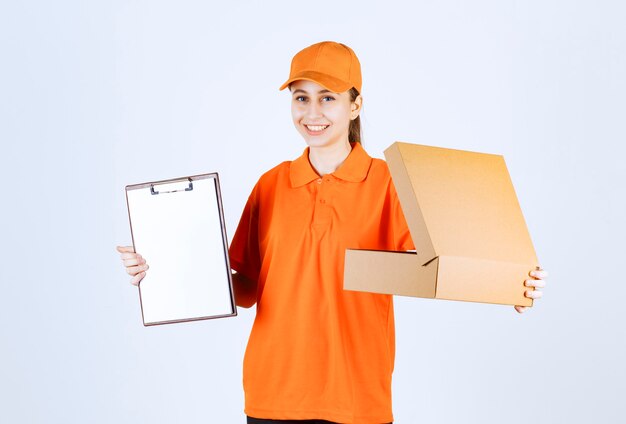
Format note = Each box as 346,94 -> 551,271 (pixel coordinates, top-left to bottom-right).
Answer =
514,268 -> 548,313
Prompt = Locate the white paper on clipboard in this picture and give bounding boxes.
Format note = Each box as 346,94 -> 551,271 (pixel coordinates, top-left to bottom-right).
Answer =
125,173 -> 237,326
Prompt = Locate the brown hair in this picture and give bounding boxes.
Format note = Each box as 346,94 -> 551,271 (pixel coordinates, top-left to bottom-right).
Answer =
348,87 -> 362,144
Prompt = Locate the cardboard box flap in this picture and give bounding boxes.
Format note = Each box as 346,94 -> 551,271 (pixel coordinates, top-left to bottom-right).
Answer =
384,142 -> 538,267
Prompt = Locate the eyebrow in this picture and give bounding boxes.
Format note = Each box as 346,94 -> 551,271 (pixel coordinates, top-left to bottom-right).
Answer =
292,89 -> 335,95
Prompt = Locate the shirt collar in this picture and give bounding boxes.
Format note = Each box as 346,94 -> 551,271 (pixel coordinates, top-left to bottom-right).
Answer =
289,142 -> 373,188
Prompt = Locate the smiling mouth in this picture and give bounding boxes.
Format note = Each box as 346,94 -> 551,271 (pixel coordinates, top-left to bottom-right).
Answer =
305,124 -> 330,132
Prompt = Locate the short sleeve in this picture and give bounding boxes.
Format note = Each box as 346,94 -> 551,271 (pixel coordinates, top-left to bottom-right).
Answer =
228,183 -> 261,282
389,180 -> 415,251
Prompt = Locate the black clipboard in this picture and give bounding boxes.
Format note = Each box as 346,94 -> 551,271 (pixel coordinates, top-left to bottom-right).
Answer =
125,173 -> 237,326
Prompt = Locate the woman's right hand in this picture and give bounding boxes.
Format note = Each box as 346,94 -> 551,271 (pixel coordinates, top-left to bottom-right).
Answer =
116,245 -> 149,286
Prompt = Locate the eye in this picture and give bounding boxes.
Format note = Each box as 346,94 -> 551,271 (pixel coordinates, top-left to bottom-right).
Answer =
294,96 -> 307,102
321,96 -> 335,102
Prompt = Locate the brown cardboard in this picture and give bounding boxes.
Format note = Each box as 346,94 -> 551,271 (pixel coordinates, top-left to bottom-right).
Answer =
344,142 -> 539,306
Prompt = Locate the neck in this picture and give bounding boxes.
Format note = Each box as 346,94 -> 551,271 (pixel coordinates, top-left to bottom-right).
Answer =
308,140 -> 353,176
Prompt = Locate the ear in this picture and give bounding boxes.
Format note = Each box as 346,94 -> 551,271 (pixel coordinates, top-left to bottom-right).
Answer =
350,95 -> 363,120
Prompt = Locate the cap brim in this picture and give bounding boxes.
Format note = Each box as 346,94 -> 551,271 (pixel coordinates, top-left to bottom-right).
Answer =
279,70 -> 354,93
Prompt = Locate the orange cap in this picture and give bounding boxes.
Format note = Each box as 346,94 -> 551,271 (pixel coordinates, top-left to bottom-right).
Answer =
279,41 -> 362,93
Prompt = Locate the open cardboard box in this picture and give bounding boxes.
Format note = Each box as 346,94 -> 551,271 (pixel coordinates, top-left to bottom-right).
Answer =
344,142 -> 539,306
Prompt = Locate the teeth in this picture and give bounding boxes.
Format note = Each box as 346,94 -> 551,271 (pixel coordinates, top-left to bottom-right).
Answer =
306,125 -> 329,131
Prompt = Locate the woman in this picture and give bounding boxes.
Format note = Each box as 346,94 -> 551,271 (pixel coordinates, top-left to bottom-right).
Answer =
117,41 -> 547,424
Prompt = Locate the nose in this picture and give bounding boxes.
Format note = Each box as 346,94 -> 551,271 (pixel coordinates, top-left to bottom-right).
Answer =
305,100 -> 323,120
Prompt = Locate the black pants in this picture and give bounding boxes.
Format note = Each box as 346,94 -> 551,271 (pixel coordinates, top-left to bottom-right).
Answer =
247,417 -> 392,424
247,419 -> 336,424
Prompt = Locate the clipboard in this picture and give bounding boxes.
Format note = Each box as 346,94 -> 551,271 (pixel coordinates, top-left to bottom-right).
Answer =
125,172 -> 237,326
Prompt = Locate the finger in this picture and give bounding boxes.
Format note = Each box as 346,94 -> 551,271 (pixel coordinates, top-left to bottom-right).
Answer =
530,269 -> 548,279
120,253 -> 144,263
514,305 -> 528,313
130,271 -> 146,286
525,289 -> 543,300
123,257 -> 145,267
116,245 -> 135,253
524,278 -> 546,288
126,263 -> 149,276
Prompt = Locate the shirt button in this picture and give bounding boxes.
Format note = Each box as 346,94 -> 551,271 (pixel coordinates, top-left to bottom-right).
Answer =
316,178 -> 322,184
320,199 -> 326,204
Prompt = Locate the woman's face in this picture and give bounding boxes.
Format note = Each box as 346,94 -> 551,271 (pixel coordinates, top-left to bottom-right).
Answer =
290,80 -> 361,149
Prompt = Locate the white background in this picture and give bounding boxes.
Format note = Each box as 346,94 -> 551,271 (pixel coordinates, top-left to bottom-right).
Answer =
1,1 -> 624,423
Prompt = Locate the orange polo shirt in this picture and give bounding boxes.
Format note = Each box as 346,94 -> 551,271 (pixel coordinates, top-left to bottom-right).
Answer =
229,142 -> 414,423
